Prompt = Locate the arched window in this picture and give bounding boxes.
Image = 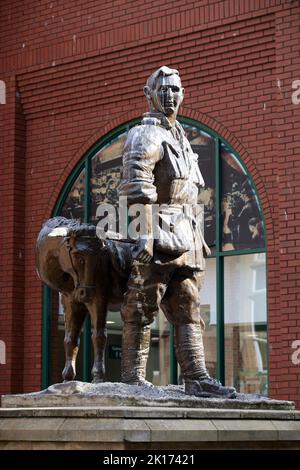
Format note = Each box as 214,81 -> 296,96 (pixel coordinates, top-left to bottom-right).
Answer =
42,118 -> 267,395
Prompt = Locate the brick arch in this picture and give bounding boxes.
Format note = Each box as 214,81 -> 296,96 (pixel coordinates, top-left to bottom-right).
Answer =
45,106 -> 272,240
45,107 -> 146,219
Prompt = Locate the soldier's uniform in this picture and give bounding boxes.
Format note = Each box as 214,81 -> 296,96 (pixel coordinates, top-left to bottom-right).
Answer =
118,112 -> 212,388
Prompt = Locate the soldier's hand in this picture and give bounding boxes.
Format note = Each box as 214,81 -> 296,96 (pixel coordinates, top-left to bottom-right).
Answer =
137,250 -> 152,264
132,238 -> 153,264
204,245 -> 211,256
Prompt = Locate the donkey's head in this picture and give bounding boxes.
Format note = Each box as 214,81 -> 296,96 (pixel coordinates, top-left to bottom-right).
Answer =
59,223 -> 104,303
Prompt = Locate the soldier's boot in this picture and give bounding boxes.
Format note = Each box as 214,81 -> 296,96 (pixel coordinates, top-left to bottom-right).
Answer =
121,322 -> 153,386
175,323 -> 237,399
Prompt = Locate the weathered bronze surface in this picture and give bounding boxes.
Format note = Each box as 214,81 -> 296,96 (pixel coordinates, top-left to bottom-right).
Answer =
36,217 -> 132,383
36,67 -> 237,399
118,66 -> 237,398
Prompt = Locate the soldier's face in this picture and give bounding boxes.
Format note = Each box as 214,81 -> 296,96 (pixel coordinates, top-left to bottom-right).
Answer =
153,74 -> 184,117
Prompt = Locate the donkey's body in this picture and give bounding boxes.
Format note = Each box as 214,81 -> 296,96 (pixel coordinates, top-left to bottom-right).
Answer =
36,217 -> 131,382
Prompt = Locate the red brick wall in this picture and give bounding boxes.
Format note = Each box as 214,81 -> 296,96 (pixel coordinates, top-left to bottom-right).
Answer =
271,2 -> 300,406
0,75 -> 26,394
0,1 -> 299,405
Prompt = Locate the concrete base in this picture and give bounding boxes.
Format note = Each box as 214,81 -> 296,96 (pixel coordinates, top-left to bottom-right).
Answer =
1,406 -> 300,450
1,382 -> 299,450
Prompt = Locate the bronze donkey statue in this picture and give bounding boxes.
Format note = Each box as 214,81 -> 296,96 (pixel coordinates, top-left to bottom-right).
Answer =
36,217 -> 132,383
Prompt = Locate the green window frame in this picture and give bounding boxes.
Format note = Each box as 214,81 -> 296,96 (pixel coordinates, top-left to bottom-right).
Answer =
42,117 -> 267,390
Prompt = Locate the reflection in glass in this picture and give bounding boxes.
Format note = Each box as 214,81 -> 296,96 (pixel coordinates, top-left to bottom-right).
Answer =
60,169 -> 85,221
221,144 -> 265,251
89,133 -> 125,224
199,258 -> 217,378
224,253 -> 267,395
149,311 -> 170,385
103,308 -> 170,385
183,125 -> 216,249
178,258 -> 217,382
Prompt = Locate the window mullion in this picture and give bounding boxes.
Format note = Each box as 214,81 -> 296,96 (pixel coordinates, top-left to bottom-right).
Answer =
82,156 -> 92,382
215,137 -> 225,384
216,256 -> 225,384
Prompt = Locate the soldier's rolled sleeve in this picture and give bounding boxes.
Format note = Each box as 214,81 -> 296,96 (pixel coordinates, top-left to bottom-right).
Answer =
118,126 -> 162,204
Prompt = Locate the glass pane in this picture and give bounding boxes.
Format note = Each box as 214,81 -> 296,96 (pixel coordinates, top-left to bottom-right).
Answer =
221,144 -> 265,251
89,133 -> 125,225
224,253 -> 268,395
183,124 -> 216,250
174,257 -> 216,384
103,308 -> 122,382
60,169 -> 85,222
148,311 -> 170,385
200,257 -> 217,378
105,307 -> 170,385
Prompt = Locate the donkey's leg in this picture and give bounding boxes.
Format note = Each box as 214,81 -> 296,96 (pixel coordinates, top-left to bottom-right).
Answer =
88,297 -> 108,383
62,294 -> 87,382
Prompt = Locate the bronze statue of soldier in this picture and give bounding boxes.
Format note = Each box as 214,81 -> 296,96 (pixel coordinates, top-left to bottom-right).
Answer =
118,66 -> 237,398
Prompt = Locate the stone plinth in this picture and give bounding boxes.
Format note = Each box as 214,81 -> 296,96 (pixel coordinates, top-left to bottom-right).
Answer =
1,382 -> 299,450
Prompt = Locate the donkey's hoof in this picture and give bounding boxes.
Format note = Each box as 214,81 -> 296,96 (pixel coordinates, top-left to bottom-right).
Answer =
62,365 -> 75,382
92,375 -> 104,384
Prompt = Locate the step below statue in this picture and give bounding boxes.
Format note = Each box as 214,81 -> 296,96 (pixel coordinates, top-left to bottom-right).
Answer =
117,66 -> 237,399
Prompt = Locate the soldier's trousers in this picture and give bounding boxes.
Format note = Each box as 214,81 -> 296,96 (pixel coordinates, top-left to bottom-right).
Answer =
121,261 -> 205,326
120,260 -> 208,383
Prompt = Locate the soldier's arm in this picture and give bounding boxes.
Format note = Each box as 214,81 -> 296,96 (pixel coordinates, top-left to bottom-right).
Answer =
118,126 -> 162,204
118,126 -> 163,262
